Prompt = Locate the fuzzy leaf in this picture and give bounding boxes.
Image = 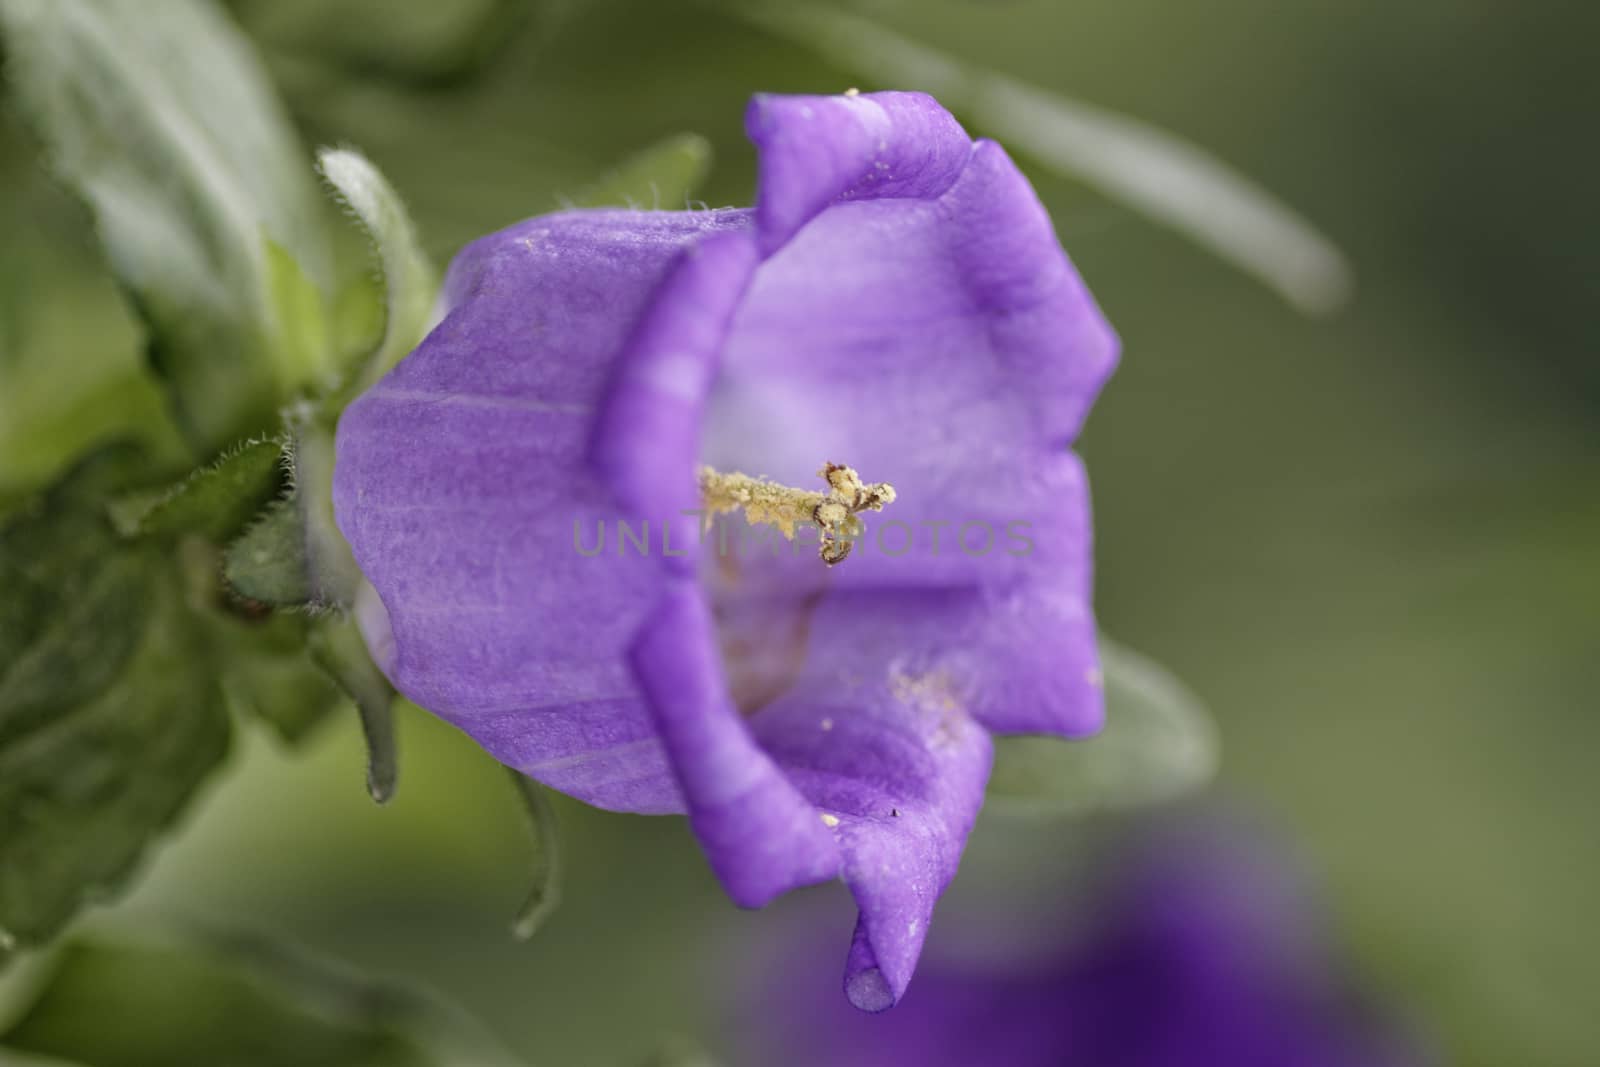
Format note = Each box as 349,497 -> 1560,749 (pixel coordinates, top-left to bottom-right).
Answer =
987,636 -> 1219,815
0,482 -> 229,949
0,114 -> 188,501
0,509 -> 146,733
0,0 -> 332,451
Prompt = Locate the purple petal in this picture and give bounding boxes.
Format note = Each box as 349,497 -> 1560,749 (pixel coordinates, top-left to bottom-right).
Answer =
335,210 -> 749,813
590,228 -> 761,563
746,91 -> 973,253
630,581 -> 841,906
746,647 -> 994,1009
704,138 -> 1116,589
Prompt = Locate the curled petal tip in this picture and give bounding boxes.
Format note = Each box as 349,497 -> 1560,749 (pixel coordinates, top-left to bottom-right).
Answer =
845,967 -> 896,1013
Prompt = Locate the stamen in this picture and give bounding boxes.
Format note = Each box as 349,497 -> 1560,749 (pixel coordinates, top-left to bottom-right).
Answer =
699,462 -> 896,567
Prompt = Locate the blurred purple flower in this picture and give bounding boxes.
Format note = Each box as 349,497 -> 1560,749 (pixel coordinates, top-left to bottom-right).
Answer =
748,822 -> 1428,1067
333,90 -> 1117,1010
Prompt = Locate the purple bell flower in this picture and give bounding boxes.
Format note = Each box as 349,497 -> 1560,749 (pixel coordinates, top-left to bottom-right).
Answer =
332,90 -> 1118,1010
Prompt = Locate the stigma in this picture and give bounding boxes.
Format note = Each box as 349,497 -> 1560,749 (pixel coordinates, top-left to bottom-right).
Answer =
698,462 -> 896,566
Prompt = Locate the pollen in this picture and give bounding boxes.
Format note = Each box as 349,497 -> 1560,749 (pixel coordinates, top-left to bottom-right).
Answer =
698,461 -> 896,567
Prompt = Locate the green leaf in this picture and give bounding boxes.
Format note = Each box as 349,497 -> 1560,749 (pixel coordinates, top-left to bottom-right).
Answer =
318,148 -> 437,393
987,636 -> 1219,815
728,2 -> 1352,314
0,937 -> 449,1066
0,443 -> 155,731
0,500 -> 147,743
308,615 -> 398,804
0,0 -> 333,452
573,133 -> 714,210
0,487 -> 229,949
0,111 -> 188,500
505,771 -> 562,940
129,436 -> 287,541
223,497 -> 312,605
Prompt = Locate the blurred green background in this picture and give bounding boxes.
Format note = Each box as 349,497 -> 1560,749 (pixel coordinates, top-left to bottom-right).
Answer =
3,0 -> 1597,1064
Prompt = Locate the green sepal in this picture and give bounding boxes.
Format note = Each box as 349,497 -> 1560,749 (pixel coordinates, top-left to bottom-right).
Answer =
223,498 -> 312,606
574,133 -> 714,210
127,436 -> 287,542
506,771 -> 562,940
317,148 -> 437,397
265,236 -> 336,392
218,413 -> 361,610
215,611 -> 345,746
308,615 -> 398,804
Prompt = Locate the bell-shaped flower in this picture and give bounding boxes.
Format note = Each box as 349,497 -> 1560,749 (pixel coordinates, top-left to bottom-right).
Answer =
334,90 -> 1117,1010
